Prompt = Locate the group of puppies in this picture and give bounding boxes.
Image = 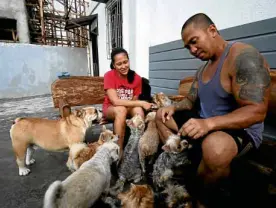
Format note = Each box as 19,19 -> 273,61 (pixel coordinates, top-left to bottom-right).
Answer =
9,93 -> 193,208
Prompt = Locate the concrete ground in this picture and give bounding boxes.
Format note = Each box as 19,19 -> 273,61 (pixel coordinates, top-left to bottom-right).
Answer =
1,95 -> 276,208
0,95 -> 111,208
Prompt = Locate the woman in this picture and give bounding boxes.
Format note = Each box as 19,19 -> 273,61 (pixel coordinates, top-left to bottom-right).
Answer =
103,47 -> 152,155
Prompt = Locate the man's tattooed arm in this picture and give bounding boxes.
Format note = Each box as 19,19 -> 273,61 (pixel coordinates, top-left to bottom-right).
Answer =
235,47 -> 271,103
173,66 -> 203,111
206,47 -> 271,131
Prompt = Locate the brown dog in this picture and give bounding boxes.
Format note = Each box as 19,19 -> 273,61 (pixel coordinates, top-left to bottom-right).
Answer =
10,107 -> 100,176
152,92 -> 173,108
66,125 -> 117,172
118,183 -> 154,208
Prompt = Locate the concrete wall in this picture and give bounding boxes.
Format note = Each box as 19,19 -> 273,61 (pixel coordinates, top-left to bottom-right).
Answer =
0,43 -> 88,99
0,0 -> 30,43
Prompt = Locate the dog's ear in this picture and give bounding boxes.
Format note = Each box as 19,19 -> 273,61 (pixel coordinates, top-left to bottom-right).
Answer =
74,109 -> 84,118
126,119 -> 133,127
138,122 -> 145,130
112,135 -> 119,143
179,139 -> 189,151
102,125 -> 106,131
130,183 -> 136,189
162,144 -> 171,152
145,116 -> 149,123
99,132 -> 106,142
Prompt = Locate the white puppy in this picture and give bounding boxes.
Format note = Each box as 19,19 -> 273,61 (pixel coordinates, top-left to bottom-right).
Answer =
43,138 -> 120,208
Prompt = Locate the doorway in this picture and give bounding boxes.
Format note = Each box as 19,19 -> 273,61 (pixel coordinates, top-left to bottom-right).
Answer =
90,19 -> 99,77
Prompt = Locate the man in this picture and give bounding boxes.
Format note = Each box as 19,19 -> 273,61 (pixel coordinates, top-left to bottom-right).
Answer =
155,13 -> 271,206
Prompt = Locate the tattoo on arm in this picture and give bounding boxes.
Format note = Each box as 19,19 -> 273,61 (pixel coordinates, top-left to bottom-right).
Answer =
174,65 -> 204,111
235,47 -> 270,103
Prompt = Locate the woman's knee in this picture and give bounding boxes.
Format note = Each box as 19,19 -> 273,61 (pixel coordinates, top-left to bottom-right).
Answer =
113,106 -> 128,118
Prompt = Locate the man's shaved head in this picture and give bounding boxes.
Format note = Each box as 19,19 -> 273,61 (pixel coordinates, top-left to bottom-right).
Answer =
181,13 -> 215,33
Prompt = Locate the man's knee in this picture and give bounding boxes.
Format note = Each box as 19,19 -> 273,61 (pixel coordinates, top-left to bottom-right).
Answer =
114,106 -> 128,118
202,131 -> 238,169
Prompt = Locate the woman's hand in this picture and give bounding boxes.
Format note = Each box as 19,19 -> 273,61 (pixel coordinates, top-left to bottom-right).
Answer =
140,101 -> 153,111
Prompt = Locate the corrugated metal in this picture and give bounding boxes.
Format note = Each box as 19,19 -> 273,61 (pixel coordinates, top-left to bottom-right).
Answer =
149,17 -> 276,95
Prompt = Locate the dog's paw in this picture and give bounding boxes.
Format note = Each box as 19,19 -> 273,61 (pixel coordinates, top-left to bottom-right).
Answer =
26,158 -> 35,166
19,167 -> 31,176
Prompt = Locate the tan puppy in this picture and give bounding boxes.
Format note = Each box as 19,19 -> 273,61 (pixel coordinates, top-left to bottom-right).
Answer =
139,112 -> 160,173
152,92 -> 173,108
162,131 -> 191,153
118,183 -> 154,208
10,107 -> 100,176
66,125 -> 117,172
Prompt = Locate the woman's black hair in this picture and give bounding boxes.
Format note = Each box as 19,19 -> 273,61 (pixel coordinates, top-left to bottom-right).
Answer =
110,47 -> 135,84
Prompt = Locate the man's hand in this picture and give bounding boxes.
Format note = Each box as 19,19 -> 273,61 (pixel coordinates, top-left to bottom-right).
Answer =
178,118 -> 213,139
160,105 -> 176,123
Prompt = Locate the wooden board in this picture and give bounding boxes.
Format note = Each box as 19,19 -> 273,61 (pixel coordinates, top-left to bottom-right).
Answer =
51,76 -> 105,108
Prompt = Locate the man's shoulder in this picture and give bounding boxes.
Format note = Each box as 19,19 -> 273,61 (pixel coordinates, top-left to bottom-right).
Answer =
229,42 -> 261,59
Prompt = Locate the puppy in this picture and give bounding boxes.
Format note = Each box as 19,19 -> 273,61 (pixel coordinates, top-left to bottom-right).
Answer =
152,133 -> 191,190
152,92 -> 173,108
118,183 -> 154,208
138,112 -> 160,173
10,107 -> 99,176
162,183 -> 191,208
43,138 -> 120,208
66,125 -> 117,172
110,114 -> 145,196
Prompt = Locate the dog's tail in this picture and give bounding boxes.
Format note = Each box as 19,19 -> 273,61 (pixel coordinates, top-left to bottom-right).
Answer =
43,181 -> 62,208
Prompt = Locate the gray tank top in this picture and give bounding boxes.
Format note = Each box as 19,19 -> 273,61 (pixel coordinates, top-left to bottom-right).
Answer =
198,42 -> 263,148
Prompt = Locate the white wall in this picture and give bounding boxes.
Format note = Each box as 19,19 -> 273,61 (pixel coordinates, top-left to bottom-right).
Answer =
148,0 -> 276,46
123,0 -> 150,79
87,2 -> 110,76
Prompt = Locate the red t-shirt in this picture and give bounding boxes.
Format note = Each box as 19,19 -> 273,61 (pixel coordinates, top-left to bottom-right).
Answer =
102,69 -> 142,116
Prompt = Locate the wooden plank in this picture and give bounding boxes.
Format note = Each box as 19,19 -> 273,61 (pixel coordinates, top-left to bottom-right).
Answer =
263,52 -> 276,69
149,70 -> 197,80
51,76 -> 105,108
149,39 -> 183,54
221,17 -> 276,41
151,86 -> 178,95
150,79 -> 180,89
149,59 -> 204,70
149,48 -> 194,62
150,34 -> 276,62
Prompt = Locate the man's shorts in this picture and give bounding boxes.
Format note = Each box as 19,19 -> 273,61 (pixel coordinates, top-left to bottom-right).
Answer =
172,110 -> 255,163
